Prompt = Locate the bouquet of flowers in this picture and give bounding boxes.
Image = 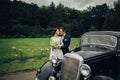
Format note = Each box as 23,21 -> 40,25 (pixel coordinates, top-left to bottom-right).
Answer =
50,41 -> 59,48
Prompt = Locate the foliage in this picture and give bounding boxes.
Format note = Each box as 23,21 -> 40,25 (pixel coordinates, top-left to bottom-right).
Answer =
1,0 -> 120,38
88,25 -> 97,31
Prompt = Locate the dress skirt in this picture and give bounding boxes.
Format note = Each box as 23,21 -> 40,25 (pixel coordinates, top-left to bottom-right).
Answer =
49,48 -> 63,60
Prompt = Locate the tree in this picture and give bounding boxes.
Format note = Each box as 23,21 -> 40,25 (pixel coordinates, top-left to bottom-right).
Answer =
49,2 -> 56,27
103,9 -> 116,30
114,0 -> 120,31
0,0 -> 11,36
1,0 -> 119,38
90,4 -> 109,30
88,25 -> 97,31
103,0 -> 120,31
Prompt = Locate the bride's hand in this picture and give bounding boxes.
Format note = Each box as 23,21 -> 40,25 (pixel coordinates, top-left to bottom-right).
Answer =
58,46 -> 61,49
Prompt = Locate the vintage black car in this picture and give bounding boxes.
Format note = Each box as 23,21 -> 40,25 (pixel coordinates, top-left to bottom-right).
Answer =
35,31 -> 120,80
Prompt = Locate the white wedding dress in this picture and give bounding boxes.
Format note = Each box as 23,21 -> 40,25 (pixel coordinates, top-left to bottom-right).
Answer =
49,37 -> 64,60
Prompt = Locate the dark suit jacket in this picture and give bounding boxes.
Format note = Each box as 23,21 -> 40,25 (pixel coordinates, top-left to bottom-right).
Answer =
61,34 -> 71,54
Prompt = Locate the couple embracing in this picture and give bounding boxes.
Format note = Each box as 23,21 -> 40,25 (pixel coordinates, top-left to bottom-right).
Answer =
49,27 -> 71,60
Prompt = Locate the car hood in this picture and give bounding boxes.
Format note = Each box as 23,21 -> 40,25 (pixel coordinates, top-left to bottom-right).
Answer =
75,50 -> 115,62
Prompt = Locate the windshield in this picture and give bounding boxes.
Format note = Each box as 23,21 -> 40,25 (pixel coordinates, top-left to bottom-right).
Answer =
81,35 -> 117,47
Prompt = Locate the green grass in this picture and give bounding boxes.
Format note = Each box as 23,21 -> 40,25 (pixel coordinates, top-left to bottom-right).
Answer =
0,38 -> 50,61
0,38 -> 79,75
0,59 -> 47,74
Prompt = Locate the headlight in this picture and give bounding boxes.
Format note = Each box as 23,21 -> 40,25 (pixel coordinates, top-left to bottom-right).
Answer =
37,69 -> 41,73
80,64 -> 91,78
51,55 -> 58,64
48,76 -> 56,80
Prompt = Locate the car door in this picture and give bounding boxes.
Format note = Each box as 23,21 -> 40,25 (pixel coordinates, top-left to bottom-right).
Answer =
115,37 -> 120,77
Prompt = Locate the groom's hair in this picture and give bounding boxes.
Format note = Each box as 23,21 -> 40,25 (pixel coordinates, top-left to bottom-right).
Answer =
59,27 -> 66,32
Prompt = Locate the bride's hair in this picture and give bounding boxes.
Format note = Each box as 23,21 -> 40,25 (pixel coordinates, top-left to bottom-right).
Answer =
52,28 -> 58,36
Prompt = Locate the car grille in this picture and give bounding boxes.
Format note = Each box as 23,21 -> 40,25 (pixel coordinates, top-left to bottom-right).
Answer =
60,56 -> 80,80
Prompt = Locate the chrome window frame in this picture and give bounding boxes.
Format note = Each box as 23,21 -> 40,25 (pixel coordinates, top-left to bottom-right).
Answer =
81,35 -> 117,48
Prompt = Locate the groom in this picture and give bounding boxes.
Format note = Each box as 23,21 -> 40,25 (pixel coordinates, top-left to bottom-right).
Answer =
59,27 -> 71,54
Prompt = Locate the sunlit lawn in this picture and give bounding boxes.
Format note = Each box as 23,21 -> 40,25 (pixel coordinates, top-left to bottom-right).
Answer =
0,38 -> 79,75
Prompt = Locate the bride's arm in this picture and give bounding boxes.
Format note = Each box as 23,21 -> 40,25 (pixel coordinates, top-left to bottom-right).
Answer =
50,38 -> 55,46
50,38 -> 53,46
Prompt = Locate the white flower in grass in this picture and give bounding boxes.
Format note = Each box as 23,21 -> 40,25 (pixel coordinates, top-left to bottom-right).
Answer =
40,48 -> 43,51
19,49 -> 22,51
32,50 -> 34,52
46,48 -> 49,51
15,54 -> 18,57
12,46 -> 16,49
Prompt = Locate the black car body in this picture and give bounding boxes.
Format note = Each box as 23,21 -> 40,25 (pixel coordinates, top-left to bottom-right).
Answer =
35,31 -> 120,80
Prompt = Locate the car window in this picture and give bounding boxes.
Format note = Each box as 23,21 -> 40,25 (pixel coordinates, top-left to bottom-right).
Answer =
81,35 -> 117,47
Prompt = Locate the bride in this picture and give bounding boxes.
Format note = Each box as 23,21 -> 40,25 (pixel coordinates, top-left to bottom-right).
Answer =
49,28 -> 63,60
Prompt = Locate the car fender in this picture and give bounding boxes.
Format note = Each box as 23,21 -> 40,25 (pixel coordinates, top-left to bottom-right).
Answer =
36,60 -> 53,80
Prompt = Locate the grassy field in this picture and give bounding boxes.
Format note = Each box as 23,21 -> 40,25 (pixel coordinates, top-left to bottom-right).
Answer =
0,38 -> 79,75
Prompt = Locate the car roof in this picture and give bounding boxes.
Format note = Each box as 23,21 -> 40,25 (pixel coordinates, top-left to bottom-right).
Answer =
82,31 -> 120,37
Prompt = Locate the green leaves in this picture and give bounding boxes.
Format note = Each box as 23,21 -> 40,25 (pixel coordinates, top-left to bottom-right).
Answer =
1,0 -> 120,38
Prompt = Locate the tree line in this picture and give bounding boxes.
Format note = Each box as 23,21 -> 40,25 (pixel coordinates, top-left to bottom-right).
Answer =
0,0 -> 120,38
